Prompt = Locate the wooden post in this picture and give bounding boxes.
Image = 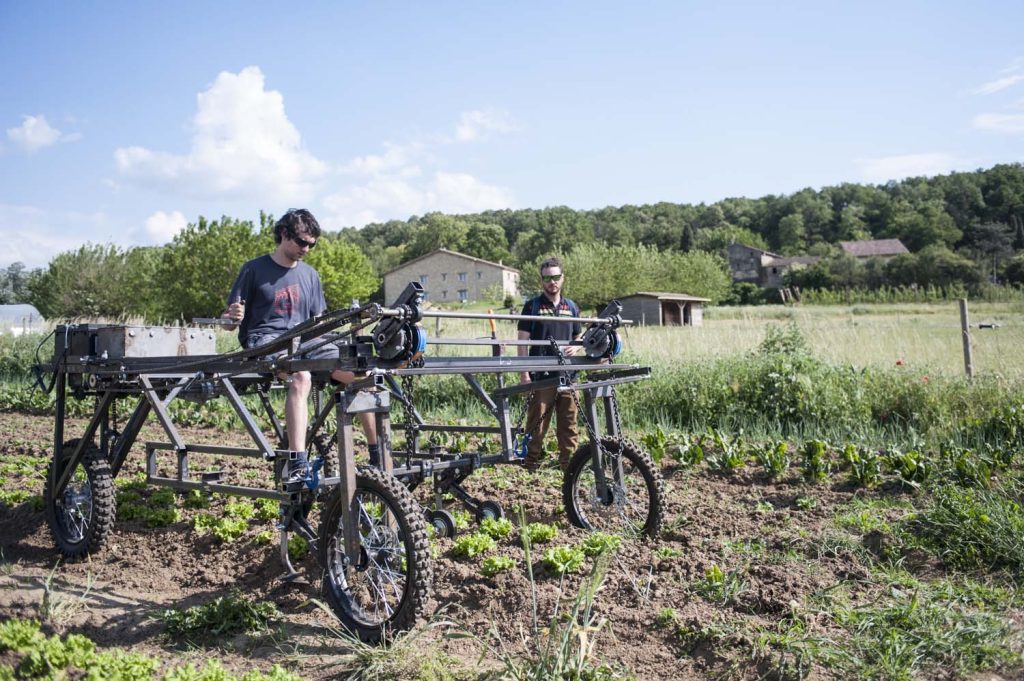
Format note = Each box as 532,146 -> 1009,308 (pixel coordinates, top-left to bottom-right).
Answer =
959,298 -> 973,380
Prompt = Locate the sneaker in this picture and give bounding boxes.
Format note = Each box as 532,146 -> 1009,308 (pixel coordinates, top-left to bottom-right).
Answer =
522,457 -> 543,473
285,452 -> 310,484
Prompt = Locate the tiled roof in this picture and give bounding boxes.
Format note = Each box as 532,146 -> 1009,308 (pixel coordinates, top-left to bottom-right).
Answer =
839,239 -> 909,257
384,248 -> 521,276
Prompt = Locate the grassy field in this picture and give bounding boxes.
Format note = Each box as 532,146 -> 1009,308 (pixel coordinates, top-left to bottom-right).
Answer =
427,300 -> 1024,379
2,301 -> 1023,679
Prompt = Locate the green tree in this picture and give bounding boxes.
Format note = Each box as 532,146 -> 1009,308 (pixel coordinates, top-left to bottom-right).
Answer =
155,216 -> 271,321
776,213 -> 807,253
304,235 -> 378,307
885,199 -> 961,251
462,223 -> 510,263
969,222 -> 1014,283
0,262 -> 34,304
121,246 -> 164,320
694,225 -> 769,254
679,223 -> 695,252
406,213 -> 468,260
1004,253 -> 1024,286
27,244 -> 129,319
554,243 -> 730,309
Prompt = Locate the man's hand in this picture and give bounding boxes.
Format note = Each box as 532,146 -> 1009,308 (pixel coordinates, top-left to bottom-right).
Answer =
221,298 -> 245,331
223,298 -> 246,322
563,343 -> 583,357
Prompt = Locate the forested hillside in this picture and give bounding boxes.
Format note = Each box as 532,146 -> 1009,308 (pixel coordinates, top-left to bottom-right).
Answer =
4,163 -> 1024,320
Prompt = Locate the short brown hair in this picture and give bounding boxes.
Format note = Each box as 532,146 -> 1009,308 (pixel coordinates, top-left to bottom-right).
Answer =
539,256 -> 563,274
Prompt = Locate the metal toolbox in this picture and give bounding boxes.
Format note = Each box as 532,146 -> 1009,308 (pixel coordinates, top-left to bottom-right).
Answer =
56,324 -> 217,359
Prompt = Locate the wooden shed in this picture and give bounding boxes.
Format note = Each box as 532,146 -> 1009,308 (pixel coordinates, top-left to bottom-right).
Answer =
618,292 -> 710,327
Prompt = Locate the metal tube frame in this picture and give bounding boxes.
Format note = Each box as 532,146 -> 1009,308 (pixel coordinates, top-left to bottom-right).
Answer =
43,301 -> 649,581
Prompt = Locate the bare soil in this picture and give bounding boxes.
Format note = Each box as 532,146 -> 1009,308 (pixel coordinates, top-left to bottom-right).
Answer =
0,412 -> 1016,680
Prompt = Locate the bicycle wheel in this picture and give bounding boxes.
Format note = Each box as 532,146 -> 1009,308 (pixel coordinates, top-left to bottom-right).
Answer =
44,439 -> 116,558
319,466 -> 432,642
562,437 -> 664,539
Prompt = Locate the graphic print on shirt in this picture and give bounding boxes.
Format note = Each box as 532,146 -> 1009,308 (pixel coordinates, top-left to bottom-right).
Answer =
272,284 -> 301,317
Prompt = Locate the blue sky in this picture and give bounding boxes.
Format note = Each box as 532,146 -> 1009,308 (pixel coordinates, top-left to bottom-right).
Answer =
2,1 -> 1023,269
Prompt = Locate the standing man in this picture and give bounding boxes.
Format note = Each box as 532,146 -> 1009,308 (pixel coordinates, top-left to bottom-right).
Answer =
222,209 -> 378,478
517,256 -> 583,472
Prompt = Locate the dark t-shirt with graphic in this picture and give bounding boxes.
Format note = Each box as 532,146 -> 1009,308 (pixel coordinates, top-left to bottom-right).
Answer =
227,254 -> 327,347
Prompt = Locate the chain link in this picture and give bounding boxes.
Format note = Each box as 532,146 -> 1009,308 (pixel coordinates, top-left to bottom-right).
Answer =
550,337 -> 605,454
399,374 -> 419,457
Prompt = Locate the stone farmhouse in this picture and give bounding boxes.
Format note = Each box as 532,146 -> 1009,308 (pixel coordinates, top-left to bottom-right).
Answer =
383,249 -> 520,304
727,238 -> 910,289
726,243 -> 819,289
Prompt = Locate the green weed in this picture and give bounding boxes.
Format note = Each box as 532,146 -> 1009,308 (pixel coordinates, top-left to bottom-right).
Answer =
693,564 -> 746,605
908,482 -> 1024,571
161,589 -> 278,640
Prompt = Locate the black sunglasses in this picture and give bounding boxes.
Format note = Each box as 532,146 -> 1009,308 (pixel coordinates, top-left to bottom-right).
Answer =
291,234 -> 317,249
541,273 -> 562,282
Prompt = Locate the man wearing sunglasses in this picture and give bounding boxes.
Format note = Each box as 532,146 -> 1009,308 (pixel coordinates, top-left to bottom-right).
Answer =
516,256 -> 583,472
222,209 -> 378,480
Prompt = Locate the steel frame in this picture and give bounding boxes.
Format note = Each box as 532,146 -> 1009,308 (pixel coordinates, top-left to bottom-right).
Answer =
42,286 -> 651,586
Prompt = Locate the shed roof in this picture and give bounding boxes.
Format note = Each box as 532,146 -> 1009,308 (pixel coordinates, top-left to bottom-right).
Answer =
383,248 -> 521,276
623,292 -> 711,302
839,239 -> 909,257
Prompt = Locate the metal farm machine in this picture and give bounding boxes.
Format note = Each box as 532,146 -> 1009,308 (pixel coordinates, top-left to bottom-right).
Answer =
35,283 -> 663,641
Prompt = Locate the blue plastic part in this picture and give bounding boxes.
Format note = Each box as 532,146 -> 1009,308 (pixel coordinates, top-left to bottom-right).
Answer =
515,433 -> 531,458
414,326 -> 427,354
306,455 -> 324,491
611,333 -> 622,357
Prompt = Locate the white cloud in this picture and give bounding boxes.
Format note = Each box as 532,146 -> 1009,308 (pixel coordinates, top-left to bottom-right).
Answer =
455,108 -> 517,142
115,66 -> 327,203
340,141 -> 425,177
324,171 -> 515,227
322,110 -> 517,227
856,153 -> 960,183
973,74 -> 1024,96
143,210 -> 188,244
972,112 -> 1024,134
0,203 -> 108,269
6,115 -> 79,153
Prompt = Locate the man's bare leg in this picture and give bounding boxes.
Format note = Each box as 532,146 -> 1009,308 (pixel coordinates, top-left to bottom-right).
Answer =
285,371 -> 313,452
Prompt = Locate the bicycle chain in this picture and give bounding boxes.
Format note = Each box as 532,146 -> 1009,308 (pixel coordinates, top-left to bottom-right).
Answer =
400,373 -> 419,456
550,337 -> 606,456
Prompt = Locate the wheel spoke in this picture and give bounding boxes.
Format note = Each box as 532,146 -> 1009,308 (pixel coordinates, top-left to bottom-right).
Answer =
320,468 -> 430,640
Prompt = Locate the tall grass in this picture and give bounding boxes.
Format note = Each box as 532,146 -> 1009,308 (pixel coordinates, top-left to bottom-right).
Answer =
5,304 -> 1024,448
